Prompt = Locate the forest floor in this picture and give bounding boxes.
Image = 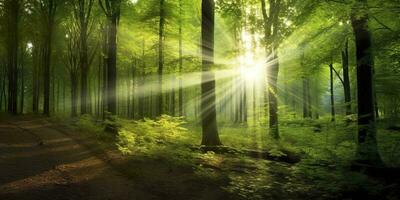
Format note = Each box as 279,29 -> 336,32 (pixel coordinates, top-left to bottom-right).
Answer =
0,117 -> 155,200
1,116 -> 399,200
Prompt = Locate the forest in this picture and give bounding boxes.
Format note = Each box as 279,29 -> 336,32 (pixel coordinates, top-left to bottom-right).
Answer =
0,0 -> 400,199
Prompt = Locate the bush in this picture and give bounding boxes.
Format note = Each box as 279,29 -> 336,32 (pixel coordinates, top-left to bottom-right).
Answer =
116,115 -> 189,155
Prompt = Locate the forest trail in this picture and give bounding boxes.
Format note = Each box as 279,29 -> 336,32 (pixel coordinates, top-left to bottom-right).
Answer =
0,118 -> 151,200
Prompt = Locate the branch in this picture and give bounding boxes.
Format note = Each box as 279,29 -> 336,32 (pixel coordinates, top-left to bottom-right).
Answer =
371,15 -> 394,32
98,0 -> 109,17
331,65 -> 345,86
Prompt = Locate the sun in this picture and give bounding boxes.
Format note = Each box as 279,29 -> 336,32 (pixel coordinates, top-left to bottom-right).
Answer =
236,30 -> 266,82
238,52 -> 265,81
240,65 -> 264,81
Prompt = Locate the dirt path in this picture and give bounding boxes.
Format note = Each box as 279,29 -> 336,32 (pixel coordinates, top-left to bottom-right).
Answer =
0,118 -> 153,200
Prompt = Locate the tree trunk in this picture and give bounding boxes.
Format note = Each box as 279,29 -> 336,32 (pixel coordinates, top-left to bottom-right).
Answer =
171,75 -> 176,116
107,14 -> 118,115
342,39 -> 352,115
80,37 -> 89,115
42,1 -> 57,117
307,78 -> 312,117
138,39 -> 145,119
131,60 -> 136,119
178,0 -> 184,117
0,65 -> 6,111
260,0 -> 281,139
71,73 -> 79,117
5,0 -> 20,115
19,52 -> 24,114
43,30 -> 52,116
302,76 -> 309,118
201,0 -> 221,146
351,0 -> 383,165
157,0 -> 165,116
32,41 -> 40,113
329,63 -> 335,122
268,54 -> 279,139
76,0 -> 94,115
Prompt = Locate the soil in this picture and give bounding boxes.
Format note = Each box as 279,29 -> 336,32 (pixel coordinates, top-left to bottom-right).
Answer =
0,117 -> 155,200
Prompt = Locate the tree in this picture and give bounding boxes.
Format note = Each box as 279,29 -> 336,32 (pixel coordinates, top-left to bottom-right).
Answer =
156,0 -> 165,116
4,0 -> 21,115
99,0 -> 121,115
200,0 -> 221,146
64,25 -> 80,117
178,0 -> 184,117
71,0 -> 95,115
351,0 -> 383,166
36,0 -> 58,116
342,39 -> 351,115
329,63 -> 335,122
260,0 -> 281,139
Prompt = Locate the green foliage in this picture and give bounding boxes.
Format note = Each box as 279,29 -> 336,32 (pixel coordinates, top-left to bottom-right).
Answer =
76,114 -> 104,134
116,115 -> 189,155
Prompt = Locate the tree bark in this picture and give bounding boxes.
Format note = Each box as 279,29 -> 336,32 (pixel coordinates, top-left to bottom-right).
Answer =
201,0 -> 222,146
342,39 -> 352,115
70,73 -> 79,117
261,0 -> 281,139
41,0 -> 57,117
138,39 -> 145,119
178,0 -> 184,117
329,63 -> 335,122
5,0 -> 20,115
268,54 -> 279,138
351,0 -> 383,165
107,14 -> 118,115
99,0 -> 120,116
32,40 -> 41,113
74,0 -> 94,115
19,51 -> 24,114
157,0 -> 165,116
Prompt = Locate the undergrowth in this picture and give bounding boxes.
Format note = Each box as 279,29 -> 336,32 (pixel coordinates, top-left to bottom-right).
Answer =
62,114 -> 400,200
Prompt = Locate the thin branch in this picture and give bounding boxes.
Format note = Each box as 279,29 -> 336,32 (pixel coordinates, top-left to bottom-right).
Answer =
371,15 -> 394,32
331,65 -> 345,86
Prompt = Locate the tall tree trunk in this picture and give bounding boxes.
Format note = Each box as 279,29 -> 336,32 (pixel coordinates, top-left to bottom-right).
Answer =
32,41 -> 40,113
301,50 -> 311,118
63,77 -> 66,113
107,14 -> 118,115
268,54 -> 279,138
351,0 -> 383,165
307,78 -> 312,117
178,0 -> 184,116
71,73 -> 79,117
5,0 -> 20,115
302,77 -> 309,118
329,63 -> 335,122
42,1 -> 57,116
138,39 -> 145,119
243,81 -> 248,123
131,60 -> 136,119
261,0 -> 281,139
0,65 -> 6,111
80,39 -> 89,115
171,75 -> 176,116
157,0 -> 165,116
19,52 -> 24,114
43,29 -> 52,116
76,0 -> 94,115
201,0 -> 221,146
342,39 -> 352,115
97,53 -> 102,117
